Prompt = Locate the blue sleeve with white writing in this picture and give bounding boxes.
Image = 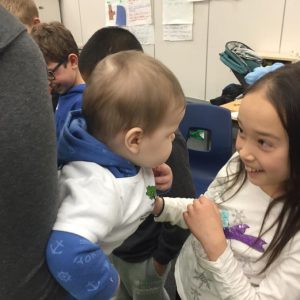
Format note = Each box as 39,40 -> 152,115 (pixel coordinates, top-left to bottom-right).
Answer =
46,230 -> 119,300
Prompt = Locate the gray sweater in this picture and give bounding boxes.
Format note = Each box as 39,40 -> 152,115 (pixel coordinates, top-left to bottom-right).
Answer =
0,6 -> 66,300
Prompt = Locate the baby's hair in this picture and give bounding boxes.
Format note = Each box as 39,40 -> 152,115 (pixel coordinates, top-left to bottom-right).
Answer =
31,21 -> 79,63
0,0 -> 38,26
225,62 -> 300,272
79,26 -> 143,81
83,50 -> 185,143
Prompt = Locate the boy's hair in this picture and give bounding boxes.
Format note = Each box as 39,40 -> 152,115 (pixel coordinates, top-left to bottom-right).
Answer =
31,21 -> 79,63
0,0 -> 38,26
79,26 -> 143,81
83,50 -> 185,143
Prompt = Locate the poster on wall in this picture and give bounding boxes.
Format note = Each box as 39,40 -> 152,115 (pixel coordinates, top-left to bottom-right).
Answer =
127,24 -> 154,44
162,0 -> 193,25
104,0 -> 154,45
105,0 -> 152,27
105,0 -> 127,26
162,0 -> 193,41
163,24 -> 192,41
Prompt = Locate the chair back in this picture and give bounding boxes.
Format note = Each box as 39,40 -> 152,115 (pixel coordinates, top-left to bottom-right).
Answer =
179,101 -> 233,195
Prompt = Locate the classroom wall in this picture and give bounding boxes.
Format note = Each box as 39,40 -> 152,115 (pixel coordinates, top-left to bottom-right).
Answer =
34,0 -> 61,22
59,0 -> 300,101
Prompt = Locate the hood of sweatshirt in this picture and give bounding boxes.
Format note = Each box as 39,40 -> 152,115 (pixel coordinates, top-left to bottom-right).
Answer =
0,6 -> 25,52
57,110 -> 138,178
59,83 -> 86,98
55,84 -> 86,117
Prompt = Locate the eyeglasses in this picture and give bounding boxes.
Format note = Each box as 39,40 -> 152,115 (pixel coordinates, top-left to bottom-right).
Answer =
47,60 -> 66,81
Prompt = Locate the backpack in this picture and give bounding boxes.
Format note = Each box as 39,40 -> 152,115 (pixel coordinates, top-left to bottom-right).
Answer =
219,41 -> 262,86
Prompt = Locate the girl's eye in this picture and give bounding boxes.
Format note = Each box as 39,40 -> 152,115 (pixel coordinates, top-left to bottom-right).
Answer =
258,139 -> 271,149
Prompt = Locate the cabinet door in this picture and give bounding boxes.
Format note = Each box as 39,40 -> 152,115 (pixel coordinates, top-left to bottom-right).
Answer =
78,0 -> 104,45
205,0 -> 285,100
154,0 -> 209,100
280,0 -> 300,55
34,0 -> 61,22
60,0 -> 83,47
60,0 -> 104,48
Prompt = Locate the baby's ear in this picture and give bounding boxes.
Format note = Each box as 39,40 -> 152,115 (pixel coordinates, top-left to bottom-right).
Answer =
124,127 -> 143,154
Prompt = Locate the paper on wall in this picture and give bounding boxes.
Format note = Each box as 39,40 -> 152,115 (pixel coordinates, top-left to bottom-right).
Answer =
127,24 -> 154,44
127,0 -> 152,26
162,0 -> 193,25
105,0 -> 126,26
105,0 -> 152,27
163,24 -> 193,41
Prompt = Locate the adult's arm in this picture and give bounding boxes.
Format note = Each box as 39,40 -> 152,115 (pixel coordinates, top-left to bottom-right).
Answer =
0,6 -> 66,299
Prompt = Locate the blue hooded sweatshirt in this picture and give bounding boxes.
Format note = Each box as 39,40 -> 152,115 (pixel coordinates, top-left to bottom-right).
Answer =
57,109 -> 138,178
55,83 -> 86,141
48,109 -> 142,300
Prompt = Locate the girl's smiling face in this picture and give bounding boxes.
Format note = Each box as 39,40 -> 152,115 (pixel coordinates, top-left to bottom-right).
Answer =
236,89 -> 290,197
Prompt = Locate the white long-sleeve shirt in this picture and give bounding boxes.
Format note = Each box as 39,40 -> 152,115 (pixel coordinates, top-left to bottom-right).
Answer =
155,157 -> 300,300
54,161 -> 156,254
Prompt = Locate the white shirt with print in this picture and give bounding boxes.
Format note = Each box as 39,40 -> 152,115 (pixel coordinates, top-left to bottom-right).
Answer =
156,154 -> 300,300
54,161 -> 156,254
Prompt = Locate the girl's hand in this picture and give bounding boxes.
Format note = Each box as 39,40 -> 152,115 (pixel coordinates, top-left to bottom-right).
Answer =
153,196 -> 164,216
183,195 -> 227,261
153,163 -> 173,191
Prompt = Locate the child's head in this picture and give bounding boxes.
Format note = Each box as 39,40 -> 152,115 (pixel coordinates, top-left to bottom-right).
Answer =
83,50 -> 185,168
31,22 -> 83,95
236,62 -> 300,197
0,0 -> 40,32
229,62 -> 300,272
79,26 -> 143,81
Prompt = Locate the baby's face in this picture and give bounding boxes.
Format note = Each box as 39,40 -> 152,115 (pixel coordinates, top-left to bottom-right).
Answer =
135,107 -> 185,168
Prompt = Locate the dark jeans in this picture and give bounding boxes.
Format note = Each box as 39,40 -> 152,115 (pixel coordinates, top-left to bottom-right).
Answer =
175,291 -> 181,300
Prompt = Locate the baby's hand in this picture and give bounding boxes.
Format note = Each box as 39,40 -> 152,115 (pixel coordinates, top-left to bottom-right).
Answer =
153,163 -> 173,191
183,195 -> 226,261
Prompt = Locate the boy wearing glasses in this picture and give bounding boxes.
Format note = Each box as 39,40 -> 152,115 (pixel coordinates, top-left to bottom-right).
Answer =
31,21 -> 85,140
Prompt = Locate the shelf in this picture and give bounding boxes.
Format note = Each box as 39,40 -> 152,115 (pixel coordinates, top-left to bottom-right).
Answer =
257,52 -> 300,64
